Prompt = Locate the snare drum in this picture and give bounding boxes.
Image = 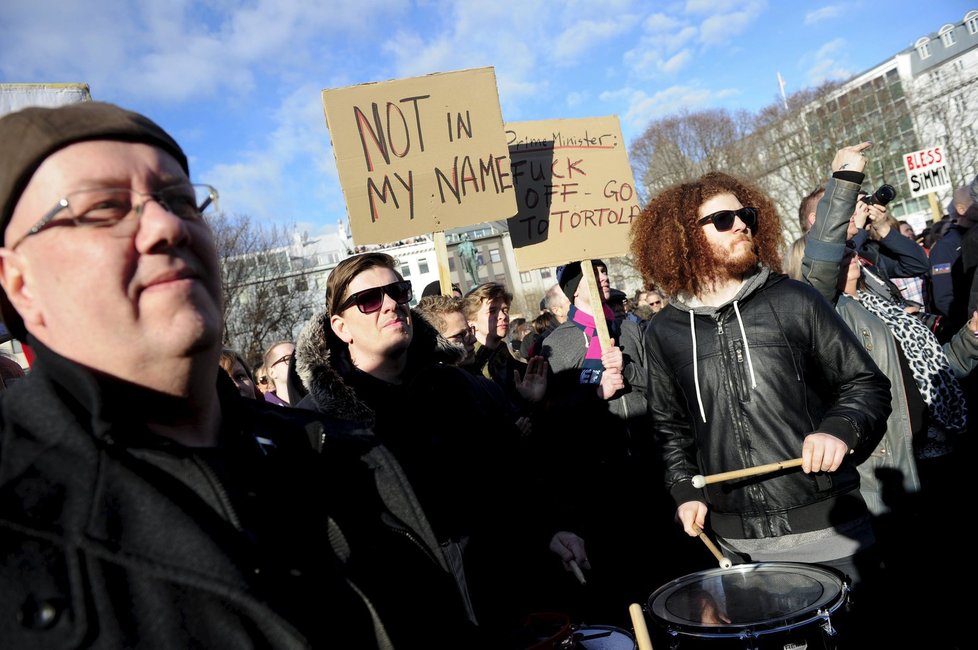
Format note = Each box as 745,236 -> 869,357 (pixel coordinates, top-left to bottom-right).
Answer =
563,625 -> 637,649
646,562 -> 849,649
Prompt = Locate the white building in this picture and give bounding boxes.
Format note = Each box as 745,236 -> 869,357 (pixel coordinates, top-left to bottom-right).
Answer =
771,9 -> 978,239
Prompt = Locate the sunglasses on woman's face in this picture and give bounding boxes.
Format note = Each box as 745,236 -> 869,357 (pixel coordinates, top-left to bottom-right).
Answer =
338,280 -> 413,314
697,206 -> 758,233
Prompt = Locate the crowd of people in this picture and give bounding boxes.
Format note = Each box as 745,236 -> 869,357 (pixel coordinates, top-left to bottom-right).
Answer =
1,100 -> 976,649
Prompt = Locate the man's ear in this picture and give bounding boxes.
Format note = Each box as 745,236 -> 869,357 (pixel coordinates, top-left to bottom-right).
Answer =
330,313 -> 353,344
0,249 -> 42,330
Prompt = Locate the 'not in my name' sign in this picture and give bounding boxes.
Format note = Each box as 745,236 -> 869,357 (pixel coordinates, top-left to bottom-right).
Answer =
322,67 -> 517,245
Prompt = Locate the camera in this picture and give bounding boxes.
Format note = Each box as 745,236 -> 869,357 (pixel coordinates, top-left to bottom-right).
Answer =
860,184 -> 896,207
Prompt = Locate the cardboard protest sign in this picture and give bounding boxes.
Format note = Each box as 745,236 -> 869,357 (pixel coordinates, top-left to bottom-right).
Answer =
0,83 -> 91,115
903,145 -> 952,198
322,67 -> 517,245
505,116 -> 639,270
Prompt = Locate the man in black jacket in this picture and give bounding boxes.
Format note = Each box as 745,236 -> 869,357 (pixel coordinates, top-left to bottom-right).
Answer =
629,170 -> 891,638
0,101 -> 471,648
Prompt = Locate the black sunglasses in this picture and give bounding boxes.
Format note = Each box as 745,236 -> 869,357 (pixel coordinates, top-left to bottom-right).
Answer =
697,206 -> 758,233
338,280 -> 413,314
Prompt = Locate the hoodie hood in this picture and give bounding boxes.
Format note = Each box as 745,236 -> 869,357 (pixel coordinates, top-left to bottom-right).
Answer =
670,266 -> 772,316
294,306 -> 465,425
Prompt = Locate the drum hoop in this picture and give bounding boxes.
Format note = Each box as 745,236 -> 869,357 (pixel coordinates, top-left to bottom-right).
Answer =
648,562 -> 848,637
568,624 -> 636,648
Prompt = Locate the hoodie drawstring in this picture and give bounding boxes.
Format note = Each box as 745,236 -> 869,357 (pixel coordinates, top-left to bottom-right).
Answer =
732,300 -> 757,389
689,310 -> 707,423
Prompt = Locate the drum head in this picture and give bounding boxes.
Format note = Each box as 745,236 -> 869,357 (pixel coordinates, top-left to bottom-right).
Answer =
570,625 -> 636,649
647,562 -> 846,639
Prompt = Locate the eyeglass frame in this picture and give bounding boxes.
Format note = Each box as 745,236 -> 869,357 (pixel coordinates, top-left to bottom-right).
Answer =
268,353 -> 293,369
696,206 -> 758,233
445,325 -> 475,343
8,183 -> 218,250
337,280 -> 413,314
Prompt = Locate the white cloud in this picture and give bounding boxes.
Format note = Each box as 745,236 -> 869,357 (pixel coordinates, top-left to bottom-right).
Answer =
699,1 -> 766,45
552,17 -> 638,60
643,12 -> 685,32
624,26 -> 697,78
566,91 -> 588,107
804,5 -> 845,26
0,0 -> 410,104
805,38 -> 853,85
600,84 -> 722,134
686,0 -> 763,14
661,50 -> 693,74
202,83 -> 343,224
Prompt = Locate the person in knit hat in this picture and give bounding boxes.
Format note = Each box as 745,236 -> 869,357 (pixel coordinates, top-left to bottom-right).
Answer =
539,257 -> 671,622
0,101 -> 474,648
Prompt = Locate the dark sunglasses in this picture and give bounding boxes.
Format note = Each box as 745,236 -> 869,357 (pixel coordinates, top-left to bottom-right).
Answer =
338,280 -> 413,314
697,206 -> 758,233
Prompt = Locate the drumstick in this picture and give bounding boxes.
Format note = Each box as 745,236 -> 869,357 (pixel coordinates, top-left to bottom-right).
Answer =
691,524 -> 733,569
628,603 -> 654,650
691,457 -> 804,488
569,559 -> 587,585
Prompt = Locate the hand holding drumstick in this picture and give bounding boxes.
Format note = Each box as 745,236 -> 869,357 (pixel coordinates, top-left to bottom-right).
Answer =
681,434 -> 850,537
692,434 -> 851,487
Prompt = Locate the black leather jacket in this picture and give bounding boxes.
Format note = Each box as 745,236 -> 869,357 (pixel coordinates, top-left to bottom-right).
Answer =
645,269 -> 891,540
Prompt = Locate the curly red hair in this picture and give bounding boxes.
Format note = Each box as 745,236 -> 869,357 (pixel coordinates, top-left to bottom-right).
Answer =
630,171 -> 784,297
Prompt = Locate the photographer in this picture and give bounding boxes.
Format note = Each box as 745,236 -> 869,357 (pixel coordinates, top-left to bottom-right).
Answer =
798,140 -> 977,650
848,185 -> 930,287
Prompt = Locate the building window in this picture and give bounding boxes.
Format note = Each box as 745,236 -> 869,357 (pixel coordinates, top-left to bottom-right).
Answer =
540,268 -> 552,279
967,11 -> 978,35
940,25 -> 956,47
400,264 -> 411,278
418,259 -> 429,274
489,249 -> 501,264
520,271 -> 532,284
915,37 -> 931,59
954,94 -> 968,113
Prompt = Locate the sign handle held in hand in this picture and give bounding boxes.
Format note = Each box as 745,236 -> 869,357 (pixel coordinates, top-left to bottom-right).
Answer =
580,258 -> 612,351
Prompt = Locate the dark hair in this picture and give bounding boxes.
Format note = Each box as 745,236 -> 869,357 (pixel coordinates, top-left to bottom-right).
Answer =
326,252 -> 403,317
798,186 -> 825,232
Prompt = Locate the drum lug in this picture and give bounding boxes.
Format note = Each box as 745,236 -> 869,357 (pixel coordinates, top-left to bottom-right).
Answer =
818,608 -> 838,637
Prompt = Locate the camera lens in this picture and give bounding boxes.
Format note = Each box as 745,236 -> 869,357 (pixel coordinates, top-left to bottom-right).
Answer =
874,184 -> 896,206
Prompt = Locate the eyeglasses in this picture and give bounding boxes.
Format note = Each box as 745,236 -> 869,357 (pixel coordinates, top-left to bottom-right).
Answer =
269,353 -> 293,368
446,326 -> 474,343
9,183 -> 218,250
338,280 -> 413,314
697,206 -> 758,233
649,300 -> 662,306
257,376 -> 269,384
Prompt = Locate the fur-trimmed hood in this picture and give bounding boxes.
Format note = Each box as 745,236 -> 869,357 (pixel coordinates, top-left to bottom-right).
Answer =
294,306 -> 465,425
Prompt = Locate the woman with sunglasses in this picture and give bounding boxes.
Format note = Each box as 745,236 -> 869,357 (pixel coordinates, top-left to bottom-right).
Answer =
798,143 -> 978,649
292,252 -> 586,645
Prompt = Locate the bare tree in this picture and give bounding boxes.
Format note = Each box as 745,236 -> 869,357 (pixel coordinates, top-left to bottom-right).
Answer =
206,212 -> 317,367
630,108 -> 760,204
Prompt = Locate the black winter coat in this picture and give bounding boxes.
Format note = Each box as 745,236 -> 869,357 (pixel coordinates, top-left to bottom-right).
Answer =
0,340 -> 399,649
645,270 -> 891,541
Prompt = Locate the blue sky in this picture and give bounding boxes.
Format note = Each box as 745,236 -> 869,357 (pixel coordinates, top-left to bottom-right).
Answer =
2,0 -> 972,239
